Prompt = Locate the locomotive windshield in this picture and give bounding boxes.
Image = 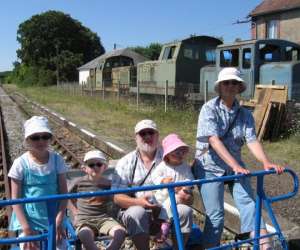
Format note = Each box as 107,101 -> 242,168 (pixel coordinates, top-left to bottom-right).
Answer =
220,49 -> 239,67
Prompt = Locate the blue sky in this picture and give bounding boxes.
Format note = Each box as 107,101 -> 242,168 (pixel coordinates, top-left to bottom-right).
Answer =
0,0 -> 262,71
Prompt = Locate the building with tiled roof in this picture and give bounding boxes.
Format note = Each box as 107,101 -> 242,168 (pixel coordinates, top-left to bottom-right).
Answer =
249,0 -> 300,44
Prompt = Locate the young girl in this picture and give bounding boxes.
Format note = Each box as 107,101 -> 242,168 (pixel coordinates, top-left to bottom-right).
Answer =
150,133 -> 194,245
68,150 -> 126,250
8,116 -> 68,250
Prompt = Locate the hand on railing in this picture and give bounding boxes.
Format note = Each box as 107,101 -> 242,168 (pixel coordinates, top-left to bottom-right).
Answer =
263,162 -> 285,174
232,165 -> 250,174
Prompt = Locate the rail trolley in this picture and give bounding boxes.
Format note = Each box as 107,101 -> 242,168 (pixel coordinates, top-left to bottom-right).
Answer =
0,169 -> 298,250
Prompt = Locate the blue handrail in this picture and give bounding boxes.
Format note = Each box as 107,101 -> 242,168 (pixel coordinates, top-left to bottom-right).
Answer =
0,168 -> 298,250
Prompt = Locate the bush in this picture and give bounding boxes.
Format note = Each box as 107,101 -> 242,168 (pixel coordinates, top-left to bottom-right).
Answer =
8,64 -> 56,86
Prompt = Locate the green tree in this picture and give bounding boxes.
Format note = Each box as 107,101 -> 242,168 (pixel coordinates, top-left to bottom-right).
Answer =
130,43 -> 162,60
16,10 -> 105,84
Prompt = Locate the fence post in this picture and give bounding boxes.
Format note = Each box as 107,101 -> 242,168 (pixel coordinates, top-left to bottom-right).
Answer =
165,80 -> 168,112
136,80 -> 140,110
102,80 -> 105,100
204,80 -> 208,103
117,80 -> 120,103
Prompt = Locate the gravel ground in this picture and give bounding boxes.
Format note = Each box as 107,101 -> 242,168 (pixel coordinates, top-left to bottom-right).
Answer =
0,88 -> 27,163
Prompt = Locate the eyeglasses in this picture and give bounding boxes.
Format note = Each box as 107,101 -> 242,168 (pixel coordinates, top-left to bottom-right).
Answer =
87,162 -> 104,169
138,130 -> 156,137
221,80 -> 240,86
29,134 -> 52,141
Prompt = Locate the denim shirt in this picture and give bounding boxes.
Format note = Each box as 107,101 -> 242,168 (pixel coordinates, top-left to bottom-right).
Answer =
195,96 -> 257,176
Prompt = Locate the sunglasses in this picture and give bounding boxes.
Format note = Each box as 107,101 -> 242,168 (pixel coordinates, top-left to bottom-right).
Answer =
138,130 -> 156,137
29,134 -> 52,141
87,162 -> 104,169
221,80 -> 240,86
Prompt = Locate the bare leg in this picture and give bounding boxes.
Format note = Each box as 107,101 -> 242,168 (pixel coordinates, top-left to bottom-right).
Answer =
172,232 -> 190,250
132,233 -> 150,250
106,225 -> 126,250
77,226 -> 98,250
251,229 -> 273,250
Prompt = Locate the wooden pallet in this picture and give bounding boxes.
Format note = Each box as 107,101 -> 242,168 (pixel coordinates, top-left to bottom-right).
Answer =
241,85 -> 288,141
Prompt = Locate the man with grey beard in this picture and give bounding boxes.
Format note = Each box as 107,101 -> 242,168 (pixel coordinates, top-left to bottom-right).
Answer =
112,119 -> 192,250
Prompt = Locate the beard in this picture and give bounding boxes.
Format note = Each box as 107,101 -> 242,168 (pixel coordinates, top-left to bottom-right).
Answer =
137,139 -> 157,154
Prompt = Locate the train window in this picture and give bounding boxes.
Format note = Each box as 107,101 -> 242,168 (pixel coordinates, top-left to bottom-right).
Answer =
162,46 -> 176,60
242,48 -> 252,69
259,44 -> 280,62
183,44 -> 200,60
284,46 -> 300,61
220,49 -> 239,67
205,49 -> 216,63
184,48 -> 193,59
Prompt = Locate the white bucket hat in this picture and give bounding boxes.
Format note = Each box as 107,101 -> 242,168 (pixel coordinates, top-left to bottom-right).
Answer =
24,116 -> 52,139
134,119 -> 158,134
83,150 -> 107,164
215,67 -> 246,93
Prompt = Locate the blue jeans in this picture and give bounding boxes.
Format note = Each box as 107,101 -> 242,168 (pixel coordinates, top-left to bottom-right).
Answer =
194,165 -> 265,247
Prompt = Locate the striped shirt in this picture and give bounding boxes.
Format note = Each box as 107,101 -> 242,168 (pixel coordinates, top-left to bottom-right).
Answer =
111,147 -> 163,197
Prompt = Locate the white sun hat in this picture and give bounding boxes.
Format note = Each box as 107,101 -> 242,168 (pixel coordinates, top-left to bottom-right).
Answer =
24,116 -> 52,139
215,67 -> 246,93
134,119 -> 158,134
83,150 -> 107,164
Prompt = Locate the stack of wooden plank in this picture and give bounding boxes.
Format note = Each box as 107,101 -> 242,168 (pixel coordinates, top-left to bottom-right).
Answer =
241,85 -> 288,141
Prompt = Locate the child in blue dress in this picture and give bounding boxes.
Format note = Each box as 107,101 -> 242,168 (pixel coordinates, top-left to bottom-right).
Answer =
8,116 -> 68,250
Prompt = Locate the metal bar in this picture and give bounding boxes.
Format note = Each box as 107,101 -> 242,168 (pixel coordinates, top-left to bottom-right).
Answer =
47,201 -> 58,250
263,199 -> 288,249
168,187 -> 184,250
0,169 -> 298,248
254,175 -> 263,250
0,169 -> 297,207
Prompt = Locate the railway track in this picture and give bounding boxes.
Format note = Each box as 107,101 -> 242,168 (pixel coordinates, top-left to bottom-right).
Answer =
0,106 -> 10,250
1,86 -> 299,249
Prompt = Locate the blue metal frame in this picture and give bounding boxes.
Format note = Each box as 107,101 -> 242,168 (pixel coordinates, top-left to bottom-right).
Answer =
1,168 -> 298,250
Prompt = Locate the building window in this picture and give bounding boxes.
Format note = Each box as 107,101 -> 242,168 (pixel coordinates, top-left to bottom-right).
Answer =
267,20 -> 278,39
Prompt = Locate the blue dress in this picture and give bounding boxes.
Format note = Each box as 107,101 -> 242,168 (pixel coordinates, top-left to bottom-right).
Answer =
9,153 -> 59,231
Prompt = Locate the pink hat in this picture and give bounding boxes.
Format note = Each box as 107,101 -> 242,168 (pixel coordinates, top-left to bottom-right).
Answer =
162,134 -> 189,159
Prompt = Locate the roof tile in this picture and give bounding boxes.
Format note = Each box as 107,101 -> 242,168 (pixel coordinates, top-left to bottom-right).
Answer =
250,0 -> 300,17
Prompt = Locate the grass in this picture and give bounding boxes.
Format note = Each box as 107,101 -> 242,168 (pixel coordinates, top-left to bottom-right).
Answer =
4,84 -> 300,168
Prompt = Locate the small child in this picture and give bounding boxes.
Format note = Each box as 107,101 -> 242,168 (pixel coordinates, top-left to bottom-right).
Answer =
8,116 -> 68,250
150,133 -> 194,244
68,150 -> 126,250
